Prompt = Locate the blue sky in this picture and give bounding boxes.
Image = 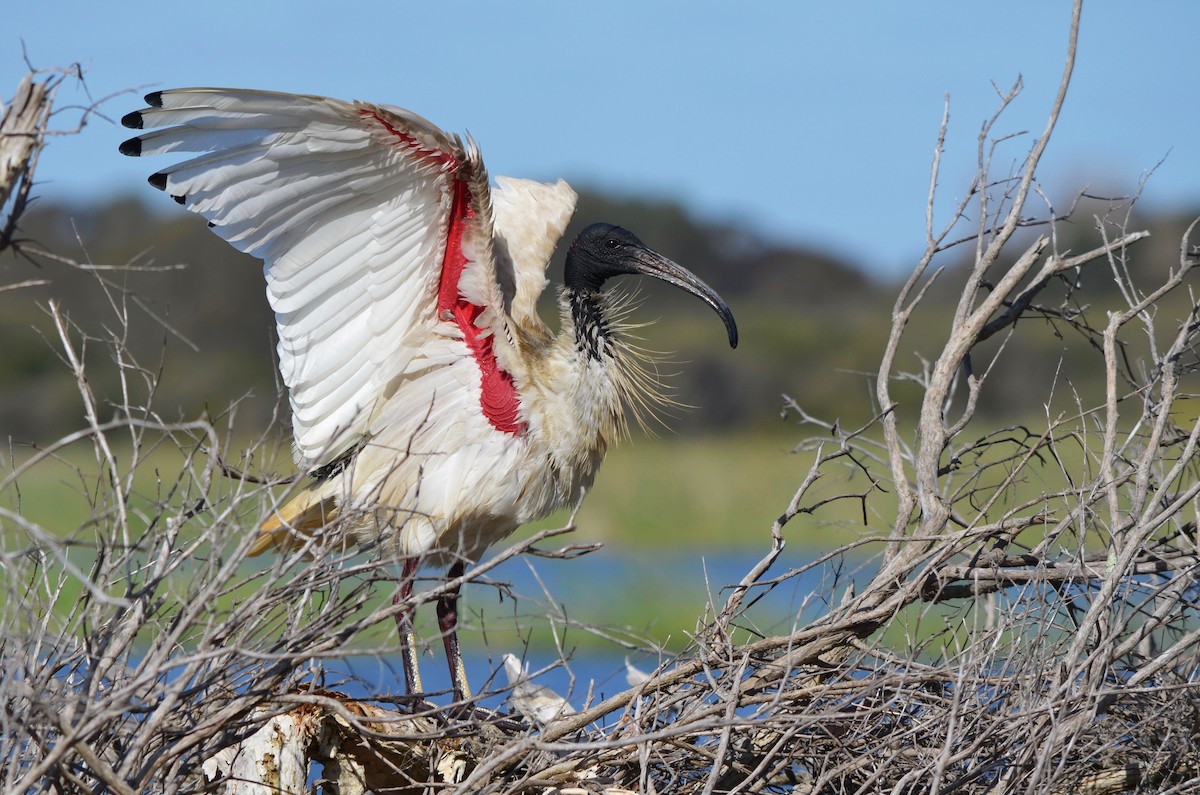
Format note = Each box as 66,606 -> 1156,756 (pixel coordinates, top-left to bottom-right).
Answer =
6,2 -> 1198,277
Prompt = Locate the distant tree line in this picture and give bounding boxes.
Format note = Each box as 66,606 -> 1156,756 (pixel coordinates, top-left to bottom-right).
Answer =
3,189 -> 1196,448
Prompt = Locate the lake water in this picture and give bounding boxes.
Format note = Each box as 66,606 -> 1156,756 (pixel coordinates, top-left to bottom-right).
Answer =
314,543 -> 871,713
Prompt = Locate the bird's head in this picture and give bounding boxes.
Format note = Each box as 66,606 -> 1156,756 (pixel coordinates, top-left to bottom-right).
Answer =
564,223 -> 738,348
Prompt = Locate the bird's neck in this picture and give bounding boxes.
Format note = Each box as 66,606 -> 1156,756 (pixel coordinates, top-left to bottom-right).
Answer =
543,286 -> 670,456
565,288 -> 613,361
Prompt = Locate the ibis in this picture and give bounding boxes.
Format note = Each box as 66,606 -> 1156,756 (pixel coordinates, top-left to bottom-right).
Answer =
120,88 -> 737,703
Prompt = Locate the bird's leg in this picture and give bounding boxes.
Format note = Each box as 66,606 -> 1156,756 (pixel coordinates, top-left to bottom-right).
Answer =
394,557 -> 423,696
437,559 -> 471,703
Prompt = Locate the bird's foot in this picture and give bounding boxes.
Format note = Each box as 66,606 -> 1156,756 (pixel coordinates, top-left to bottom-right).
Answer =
387,691 -> 443,715
437,701 -> 529,732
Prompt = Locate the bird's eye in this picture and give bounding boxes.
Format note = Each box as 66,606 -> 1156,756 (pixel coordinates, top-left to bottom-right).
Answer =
605,238 -> 619,249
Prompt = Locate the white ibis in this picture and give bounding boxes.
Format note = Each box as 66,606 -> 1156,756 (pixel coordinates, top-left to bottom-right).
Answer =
119,88 -> 737,703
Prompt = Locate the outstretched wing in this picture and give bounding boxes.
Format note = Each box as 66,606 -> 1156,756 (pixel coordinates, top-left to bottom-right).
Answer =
120,88 -> 530,467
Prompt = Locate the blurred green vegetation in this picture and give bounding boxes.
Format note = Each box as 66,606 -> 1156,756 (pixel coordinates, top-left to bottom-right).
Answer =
0,422 -> 1141,652
2,431 -> 848,553
0,431 -> 853,651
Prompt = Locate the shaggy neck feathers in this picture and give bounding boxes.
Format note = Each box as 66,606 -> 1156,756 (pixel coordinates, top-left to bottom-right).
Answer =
556,287 -> 673,438
567,288 -> 612,361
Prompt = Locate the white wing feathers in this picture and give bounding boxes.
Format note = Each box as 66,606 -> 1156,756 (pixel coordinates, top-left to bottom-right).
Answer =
491,176 -> 577,332
122,88 -> 574,468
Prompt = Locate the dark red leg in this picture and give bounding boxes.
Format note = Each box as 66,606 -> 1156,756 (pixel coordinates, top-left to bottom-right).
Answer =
437,560 -> 470,702
393,557 -> 422,696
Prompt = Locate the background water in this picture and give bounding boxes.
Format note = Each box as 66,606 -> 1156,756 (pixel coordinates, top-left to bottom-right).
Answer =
313,544 -> 871,714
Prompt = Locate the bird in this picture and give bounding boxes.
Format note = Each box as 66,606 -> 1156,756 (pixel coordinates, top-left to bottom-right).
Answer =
624,656 -> 653,687
119,88 -> 737,704
502,654 -> 575,725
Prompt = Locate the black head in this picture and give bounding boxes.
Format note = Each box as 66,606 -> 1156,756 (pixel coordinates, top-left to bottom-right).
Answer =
564,223 -> 651,293
564,223 -> 738,348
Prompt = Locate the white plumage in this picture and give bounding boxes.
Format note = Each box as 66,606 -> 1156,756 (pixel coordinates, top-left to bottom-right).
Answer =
121,88 -> 736,703
502,654 -> 576,725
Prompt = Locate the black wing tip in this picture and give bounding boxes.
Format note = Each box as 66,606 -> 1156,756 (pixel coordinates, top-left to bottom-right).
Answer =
118,136 -> 142,156
148,171 -> 185,204
122,90 -> 166,128
120,110 -> 144,130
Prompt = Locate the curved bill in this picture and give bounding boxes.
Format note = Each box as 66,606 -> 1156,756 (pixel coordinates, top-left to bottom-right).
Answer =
628,248 -> 739,348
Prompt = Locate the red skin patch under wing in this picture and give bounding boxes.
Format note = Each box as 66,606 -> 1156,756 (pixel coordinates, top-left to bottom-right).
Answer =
438,180 -> 524,435
362,108 -> 524,435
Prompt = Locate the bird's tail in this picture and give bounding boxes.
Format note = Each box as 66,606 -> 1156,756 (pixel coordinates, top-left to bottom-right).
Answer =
249,485 -> 339,556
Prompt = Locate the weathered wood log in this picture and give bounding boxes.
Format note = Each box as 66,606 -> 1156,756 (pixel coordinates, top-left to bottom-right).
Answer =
201,696 -> 470,794
202,708 -> 319,795
0,74 -> 50,212
200,691 -> 644,794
